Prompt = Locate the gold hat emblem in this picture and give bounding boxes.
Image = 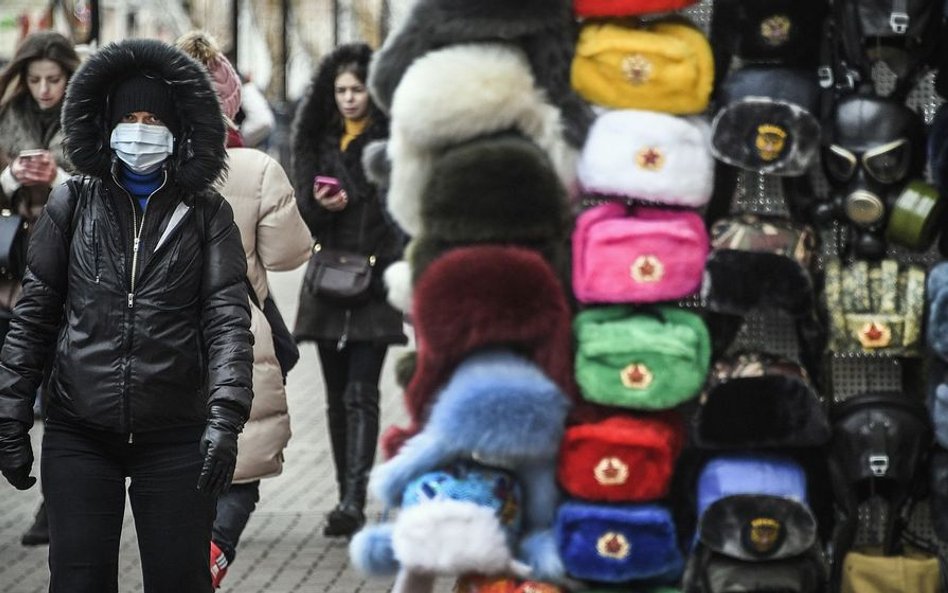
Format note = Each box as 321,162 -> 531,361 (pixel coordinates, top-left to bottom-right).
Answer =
596,532 -> 631,559
858,321 -> 892,349
631,255 -> 664,283
755,124 -> 788,162
760,15 -> 792,46
621,54 -> 653,85
594,457 -> 630,486
621,363 -> 653,390
635,147 -> 666,171
744,517 -> 784,555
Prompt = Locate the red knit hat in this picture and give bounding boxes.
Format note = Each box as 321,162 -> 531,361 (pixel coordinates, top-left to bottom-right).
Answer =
574,0 -> 698,17
381,246 -> 575,458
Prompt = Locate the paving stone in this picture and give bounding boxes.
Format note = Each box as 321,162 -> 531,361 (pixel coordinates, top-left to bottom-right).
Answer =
0,267 -> 458,593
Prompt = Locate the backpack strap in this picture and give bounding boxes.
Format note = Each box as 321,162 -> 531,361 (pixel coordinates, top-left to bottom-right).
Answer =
63,176 -> 96,243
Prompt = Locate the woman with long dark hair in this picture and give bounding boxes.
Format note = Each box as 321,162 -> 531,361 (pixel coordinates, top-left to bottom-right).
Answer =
291,43 -> 406,538
0,31 -> 79,318
0,30 -> 80,547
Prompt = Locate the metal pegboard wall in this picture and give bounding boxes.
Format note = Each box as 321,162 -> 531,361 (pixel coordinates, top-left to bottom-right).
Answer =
678,0 -> 947,560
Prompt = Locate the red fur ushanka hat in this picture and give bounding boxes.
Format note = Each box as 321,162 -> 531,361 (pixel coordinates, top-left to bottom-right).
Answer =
381,246 -> 576,458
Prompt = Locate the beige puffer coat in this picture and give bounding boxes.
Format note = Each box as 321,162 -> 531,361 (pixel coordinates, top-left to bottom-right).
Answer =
219,147 -> 312,483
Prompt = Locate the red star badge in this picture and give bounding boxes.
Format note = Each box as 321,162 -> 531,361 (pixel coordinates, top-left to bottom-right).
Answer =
857,321 -> 892,349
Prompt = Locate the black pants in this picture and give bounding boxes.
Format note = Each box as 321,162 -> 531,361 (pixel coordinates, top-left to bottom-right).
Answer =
212,480 -> 260,562
316,341 -> 387,394
42,420 -> 215,593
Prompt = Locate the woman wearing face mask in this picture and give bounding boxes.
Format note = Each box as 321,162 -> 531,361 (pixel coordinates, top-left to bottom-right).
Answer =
0,31 -> 80,548
292,43 -> 406,538
0,39 -> 252,593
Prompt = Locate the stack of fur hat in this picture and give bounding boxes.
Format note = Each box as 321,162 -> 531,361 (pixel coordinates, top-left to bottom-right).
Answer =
348,1 -> 588,591
551,0 -> 723,590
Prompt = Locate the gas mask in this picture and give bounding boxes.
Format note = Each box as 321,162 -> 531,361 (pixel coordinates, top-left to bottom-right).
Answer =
820,94 -> 926,260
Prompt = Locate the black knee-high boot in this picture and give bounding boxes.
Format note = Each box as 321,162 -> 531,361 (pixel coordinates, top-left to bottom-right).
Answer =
324,382 -> 379,537
325,391 -> 348,502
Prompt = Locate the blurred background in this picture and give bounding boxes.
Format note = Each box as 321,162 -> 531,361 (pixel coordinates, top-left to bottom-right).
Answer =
0,0 -> 414,163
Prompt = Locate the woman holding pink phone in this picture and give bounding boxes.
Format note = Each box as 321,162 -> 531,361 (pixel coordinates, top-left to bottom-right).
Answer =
0,32 -> 79,230
291,43 -> 406,538
0,31 -> 80,547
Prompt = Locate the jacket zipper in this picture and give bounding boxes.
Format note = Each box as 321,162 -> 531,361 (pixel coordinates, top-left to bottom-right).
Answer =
110,168 -> 168,442
112,171 -> 168,308
92,220 -> 100,283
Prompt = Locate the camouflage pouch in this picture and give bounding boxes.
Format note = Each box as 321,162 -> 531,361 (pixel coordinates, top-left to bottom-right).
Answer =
824,259 -> 926,357
704,215 -> 818,316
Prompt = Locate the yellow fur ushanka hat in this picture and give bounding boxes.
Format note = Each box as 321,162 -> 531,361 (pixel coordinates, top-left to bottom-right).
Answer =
571,19 -> 714,115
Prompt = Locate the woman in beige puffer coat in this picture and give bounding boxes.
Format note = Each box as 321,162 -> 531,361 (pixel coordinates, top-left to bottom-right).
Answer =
225,146 -> 311,482
210,145 -> 311,579
176,30 -> 312,587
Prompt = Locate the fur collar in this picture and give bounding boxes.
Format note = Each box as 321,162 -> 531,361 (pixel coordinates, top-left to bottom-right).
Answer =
0,95 -> 67,167
61,39 -> 226,193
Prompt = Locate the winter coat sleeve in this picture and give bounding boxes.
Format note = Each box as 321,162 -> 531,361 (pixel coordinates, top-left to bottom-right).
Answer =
200,195 -> 255,421
239,82 -> 276,148
0,183 -> 74,426
257,156 -> 313,272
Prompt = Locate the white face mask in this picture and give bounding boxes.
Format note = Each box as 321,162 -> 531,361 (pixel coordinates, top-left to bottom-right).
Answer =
109,123 -> 174,174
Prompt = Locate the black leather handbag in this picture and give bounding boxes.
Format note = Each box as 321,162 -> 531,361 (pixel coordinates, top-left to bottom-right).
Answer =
305,245 -> 375,303
304,202 -> 376,304
0,209 -> 29,280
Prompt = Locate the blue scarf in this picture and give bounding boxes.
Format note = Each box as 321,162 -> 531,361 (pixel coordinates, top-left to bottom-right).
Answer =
118,165 -> 163,212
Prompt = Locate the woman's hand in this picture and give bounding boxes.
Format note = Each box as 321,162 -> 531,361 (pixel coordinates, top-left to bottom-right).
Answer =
313,183 -> 348,212
11,152 -> 57,187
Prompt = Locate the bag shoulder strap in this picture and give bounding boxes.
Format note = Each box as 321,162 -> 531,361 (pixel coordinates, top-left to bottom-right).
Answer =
244,276 -> 260,309
63,175 -> 96,242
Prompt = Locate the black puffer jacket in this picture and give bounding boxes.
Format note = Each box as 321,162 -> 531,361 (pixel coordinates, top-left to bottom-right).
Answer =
0,40 -> 253,434
291,44 -> 406,346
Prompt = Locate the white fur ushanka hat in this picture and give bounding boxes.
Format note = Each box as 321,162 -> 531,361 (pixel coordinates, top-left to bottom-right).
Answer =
577,109 -> 714,208
384,42 -> 578,237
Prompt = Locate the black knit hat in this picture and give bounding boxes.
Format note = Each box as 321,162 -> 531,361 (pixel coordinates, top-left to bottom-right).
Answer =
109,73 -> 180,136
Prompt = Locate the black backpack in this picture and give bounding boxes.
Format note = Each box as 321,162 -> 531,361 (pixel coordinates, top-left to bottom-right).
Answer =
828,392 -> 933,586
824,0 -> 944,98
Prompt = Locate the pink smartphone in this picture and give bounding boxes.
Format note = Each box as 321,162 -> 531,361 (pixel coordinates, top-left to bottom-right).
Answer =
314,175 -> 342,195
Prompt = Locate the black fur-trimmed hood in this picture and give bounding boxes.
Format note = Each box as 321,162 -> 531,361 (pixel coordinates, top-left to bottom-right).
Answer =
290,43 -> 388,201
61,38 -> 226,193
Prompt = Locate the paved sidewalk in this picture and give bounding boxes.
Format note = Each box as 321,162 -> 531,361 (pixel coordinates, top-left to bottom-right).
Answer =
0,267 -> 430,593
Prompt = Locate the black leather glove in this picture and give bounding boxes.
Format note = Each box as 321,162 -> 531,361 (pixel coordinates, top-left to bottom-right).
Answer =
197,405 -> 243,497
0,419 -> 36,490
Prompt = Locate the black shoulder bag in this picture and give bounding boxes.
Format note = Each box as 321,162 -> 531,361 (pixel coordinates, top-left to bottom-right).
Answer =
0,209 -> 30,281
244,278 -> 299,382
